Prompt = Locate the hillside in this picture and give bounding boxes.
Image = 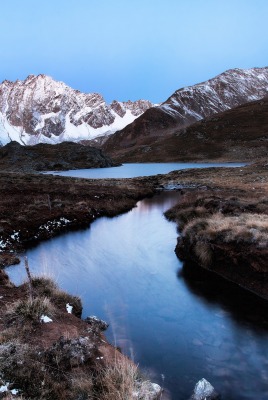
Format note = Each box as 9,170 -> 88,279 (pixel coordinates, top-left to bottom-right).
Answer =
104,98 -> 268,162
103,67 -> 268,161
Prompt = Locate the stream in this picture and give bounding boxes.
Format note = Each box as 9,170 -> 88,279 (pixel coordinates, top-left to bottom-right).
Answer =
8,163 -> 268,400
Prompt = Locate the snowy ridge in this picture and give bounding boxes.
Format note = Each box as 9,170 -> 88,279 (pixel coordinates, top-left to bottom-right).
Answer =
0,75 -> 153,145
158,67 -> 268,127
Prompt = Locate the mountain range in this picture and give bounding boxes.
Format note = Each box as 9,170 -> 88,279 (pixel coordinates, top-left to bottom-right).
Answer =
0,74 -> 152,146
1,67 -> 268,163
103,67 -> 268,161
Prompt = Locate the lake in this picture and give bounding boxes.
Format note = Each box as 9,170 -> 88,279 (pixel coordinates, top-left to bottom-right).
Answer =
44,162 -> 245,179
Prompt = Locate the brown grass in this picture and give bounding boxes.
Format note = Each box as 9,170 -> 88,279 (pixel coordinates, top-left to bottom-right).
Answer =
96,357 -> 139,400
5,296 -> 56,325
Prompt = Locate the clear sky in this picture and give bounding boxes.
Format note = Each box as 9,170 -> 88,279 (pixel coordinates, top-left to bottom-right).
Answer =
0,0 -> 267,103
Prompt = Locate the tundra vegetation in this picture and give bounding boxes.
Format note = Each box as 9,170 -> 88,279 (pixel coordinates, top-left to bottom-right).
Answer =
0,272 -> 161,400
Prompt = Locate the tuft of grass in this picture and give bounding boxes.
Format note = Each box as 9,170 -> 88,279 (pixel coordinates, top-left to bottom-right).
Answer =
194,242 -> 213,267
0,340 -> 68,399
96,357 -> 140,400
70,371 -> 94,400
5,296 -> 55,325
30,276 -> 82,317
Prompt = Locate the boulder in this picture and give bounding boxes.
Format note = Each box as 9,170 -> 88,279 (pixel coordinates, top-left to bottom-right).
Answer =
84,315 -> 109,331
133,380 -> 162,400
189,378 -> 220,400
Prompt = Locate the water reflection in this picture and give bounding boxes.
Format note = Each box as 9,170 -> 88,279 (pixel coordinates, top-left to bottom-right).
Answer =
180,262 -> 268,333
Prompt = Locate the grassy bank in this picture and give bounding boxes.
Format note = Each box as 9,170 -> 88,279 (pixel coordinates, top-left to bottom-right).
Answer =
163,161 -> 268,298
0,269 -> 161,399
0,171 -> 156,267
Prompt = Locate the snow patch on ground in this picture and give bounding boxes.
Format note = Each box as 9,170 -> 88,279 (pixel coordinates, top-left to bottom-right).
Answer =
66,303 -> 73,314
40,315 -> 53,323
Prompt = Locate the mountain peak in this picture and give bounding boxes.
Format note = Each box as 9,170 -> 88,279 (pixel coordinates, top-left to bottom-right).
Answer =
0,76 -> 153,146
103,66 -> 268,161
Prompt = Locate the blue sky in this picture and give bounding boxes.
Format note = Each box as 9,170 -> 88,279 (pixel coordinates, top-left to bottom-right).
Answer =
0,0 -> 267,103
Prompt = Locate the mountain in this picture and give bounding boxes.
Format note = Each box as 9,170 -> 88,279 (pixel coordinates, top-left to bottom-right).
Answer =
103,67 -> 268,161
0,74 -> 153,146
0,141 -> 117,172
109,98 -> 268,162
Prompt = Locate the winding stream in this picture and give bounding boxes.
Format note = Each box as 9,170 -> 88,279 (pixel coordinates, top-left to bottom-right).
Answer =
8,163 -> 268,400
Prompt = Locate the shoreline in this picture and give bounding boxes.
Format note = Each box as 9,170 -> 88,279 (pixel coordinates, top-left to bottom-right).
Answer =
0,162 -> 268,398
1,161 -> 268,300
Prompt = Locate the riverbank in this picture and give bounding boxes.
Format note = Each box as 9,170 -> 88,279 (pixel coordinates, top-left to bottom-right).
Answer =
0,268 -> 162,399
0,171 -> 156,267
0,162 -> 268,398
1,161 -> 268,299
162,160 -> 268,299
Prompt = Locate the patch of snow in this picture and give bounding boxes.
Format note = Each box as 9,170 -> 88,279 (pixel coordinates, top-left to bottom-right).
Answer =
0,384 -> 8,392
66,303 -> 73,314
10,231 -> 20,241
40,315 -> 53,323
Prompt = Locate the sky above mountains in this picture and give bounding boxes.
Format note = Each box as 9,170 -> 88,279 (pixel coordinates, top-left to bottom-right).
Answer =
1,0 -> 267,103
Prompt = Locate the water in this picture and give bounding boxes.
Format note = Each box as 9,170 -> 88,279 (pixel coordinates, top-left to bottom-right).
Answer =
7,163 -> 268,399
44,162 -> 245,179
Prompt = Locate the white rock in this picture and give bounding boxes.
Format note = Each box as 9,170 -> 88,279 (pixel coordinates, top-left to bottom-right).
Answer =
190,378 -> 219,400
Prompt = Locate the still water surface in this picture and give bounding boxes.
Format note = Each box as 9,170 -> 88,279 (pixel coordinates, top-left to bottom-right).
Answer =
8,163 -> 268,399
45,162 -> 244,178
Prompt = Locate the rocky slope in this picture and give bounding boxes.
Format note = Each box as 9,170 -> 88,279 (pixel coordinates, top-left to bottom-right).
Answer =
103,67 -> 268,161
106,97 -> 268,162
0,141 -> 117,172
0,74 -> 153,146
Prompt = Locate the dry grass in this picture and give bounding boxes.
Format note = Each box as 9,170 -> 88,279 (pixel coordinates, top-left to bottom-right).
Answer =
0,340 -> 68,399
96,357 -> 139,400
179,212 -> 268,267
5,296 -> 56,325
30,276 -> 82,316
191,213 -> 268,247
0,273 -> 160,400
70,371 -> 94,399
194,242 -> 213,266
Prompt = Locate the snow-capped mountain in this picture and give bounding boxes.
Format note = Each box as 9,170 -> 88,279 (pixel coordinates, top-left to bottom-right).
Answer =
160,67 -> 268,125
0,74 -> 153,146
103,67 -> 268,159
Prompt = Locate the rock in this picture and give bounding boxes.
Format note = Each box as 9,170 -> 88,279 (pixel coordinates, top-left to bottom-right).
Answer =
45,336 -> 96,368
84,315 -> 109,331
133,380 -> 162,400
189,378 -> 220,400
